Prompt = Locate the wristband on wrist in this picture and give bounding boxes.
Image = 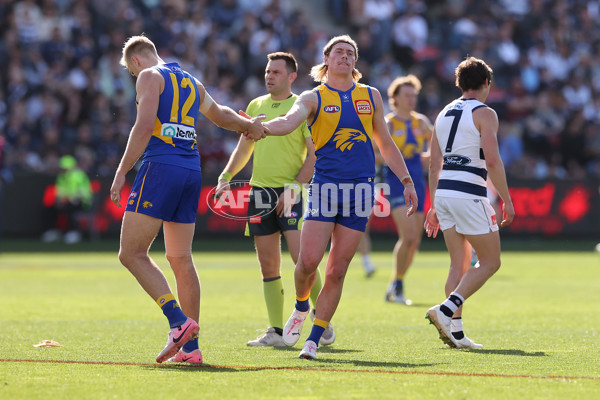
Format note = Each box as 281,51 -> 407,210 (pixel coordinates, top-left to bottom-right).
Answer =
401,175 -> 414,186
219,171 -> 232,182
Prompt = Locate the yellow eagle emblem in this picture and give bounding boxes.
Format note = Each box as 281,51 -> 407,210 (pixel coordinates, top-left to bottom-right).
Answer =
142,201 -> 153,208
333,128 -> 367,152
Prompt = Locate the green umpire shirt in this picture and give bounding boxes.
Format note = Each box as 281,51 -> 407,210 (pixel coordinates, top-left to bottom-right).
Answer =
245,94 -> 311,188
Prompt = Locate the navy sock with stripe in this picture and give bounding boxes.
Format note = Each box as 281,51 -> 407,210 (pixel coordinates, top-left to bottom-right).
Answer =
156,294 -> 188,328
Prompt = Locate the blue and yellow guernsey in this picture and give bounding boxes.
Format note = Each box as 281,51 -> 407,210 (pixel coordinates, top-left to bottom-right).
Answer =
386,111 -> 428,177
142,62 -> 201,171
309,83 -> 375,181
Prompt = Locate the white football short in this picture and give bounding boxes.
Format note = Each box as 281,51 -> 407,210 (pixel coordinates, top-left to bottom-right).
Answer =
435,196 -> 499,235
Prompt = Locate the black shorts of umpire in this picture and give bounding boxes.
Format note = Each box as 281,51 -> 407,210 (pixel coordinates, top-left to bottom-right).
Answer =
245,187 -> 304,236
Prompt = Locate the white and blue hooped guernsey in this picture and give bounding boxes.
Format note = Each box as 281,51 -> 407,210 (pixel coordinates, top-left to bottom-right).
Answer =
434,98 -> 489,199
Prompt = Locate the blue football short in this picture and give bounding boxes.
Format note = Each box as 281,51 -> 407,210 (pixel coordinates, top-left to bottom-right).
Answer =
304,177 -> 374,232
125,161 -> 202,223
384,167 -> 425,212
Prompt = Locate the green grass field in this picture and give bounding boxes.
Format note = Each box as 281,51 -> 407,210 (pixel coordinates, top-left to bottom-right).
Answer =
1,245 -> 599,399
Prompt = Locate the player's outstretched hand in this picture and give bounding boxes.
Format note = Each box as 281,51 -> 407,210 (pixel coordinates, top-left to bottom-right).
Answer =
237,110 -> 252,141
243,113 -> 267,142
424,208 -> 440,238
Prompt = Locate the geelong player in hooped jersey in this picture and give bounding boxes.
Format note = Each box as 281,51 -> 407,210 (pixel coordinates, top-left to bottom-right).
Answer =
424,56 -> 515,349
255,35 -> 417,360
110,35 -> 265,364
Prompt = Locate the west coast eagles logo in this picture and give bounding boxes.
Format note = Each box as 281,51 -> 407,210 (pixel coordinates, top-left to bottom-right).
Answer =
333,128 -> 366,151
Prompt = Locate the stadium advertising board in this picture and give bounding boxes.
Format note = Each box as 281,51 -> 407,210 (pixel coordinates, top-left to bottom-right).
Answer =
1,176 -> 598,238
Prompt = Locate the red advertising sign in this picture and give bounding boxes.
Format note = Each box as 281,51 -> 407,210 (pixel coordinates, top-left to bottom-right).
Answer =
4,175 -> 598,238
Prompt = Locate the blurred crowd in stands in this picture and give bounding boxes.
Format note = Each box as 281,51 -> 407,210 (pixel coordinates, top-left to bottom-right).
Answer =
1,0 -> 599,185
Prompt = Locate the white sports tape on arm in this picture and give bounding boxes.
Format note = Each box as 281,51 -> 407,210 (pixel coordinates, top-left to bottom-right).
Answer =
199,90 -> 214,113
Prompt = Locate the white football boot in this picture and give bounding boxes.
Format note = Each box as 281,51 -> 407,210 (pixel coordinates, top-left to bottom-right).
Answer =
425,305 -> 457,347
247,327 -> 286,347
299,340 -> 318,360
282,308 -> 309,346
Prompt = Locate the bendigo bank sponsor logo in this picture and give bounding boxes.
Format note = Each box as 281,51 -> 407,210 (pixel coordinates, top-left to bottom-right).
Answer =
324,105 -> 341,113
161,123 -> 196,141
355,100 -> 372,114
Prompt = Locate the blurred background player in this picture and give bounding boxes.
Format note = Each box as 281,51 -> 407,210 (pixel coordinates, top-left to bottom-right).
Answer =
357,222 -> 377,277
111,35 -> 265,364
42,155 -> 92,244
383,75 -> 432,304
260,35 -> 417,360
356,161 -> 387,278
215,52 -> 334,347
425,57 -> 515,349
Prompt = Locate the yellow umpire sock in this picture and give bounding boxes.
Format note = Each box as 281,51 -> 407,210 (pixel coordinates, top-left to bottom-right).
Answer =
263,276 -> 284,330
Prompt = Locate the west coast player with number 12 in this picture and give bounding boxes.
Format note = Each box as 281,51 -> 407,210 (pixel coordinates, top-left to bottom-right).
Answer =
111,35 -> 265,364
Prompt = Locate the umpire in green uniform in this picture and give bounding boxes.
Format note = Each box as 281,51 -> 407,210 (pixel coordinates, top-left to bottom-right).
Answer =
215,52 -> 334,347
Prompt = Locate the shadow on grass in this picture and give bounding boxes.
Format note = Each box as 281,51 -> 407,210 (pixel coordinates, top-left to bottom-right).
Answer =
317,359 -> 439,369
140,364 -> 261,373
140,359 -> 439,372
466,349 -> 547,357
303,347 -> 362,354
272,346 -> 363,354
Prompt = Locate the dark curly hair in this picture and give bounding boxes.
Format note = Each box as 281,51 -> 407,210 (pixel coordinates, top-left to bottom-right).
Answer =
455,56 -> 494,91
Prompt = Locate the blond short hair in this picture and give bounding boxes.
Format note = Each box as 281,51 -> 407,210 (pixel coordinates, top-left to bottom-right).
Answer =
387,74 -> 422,111
120,35 -> 158,67
310,35 -> 362,83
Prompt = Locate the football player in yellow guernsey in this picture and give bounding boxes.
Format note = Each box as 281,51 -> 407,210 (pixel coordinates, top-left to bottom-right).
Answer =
257,35 -> 418,360
215,52 -> 334,347
383,75 -> 433,305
